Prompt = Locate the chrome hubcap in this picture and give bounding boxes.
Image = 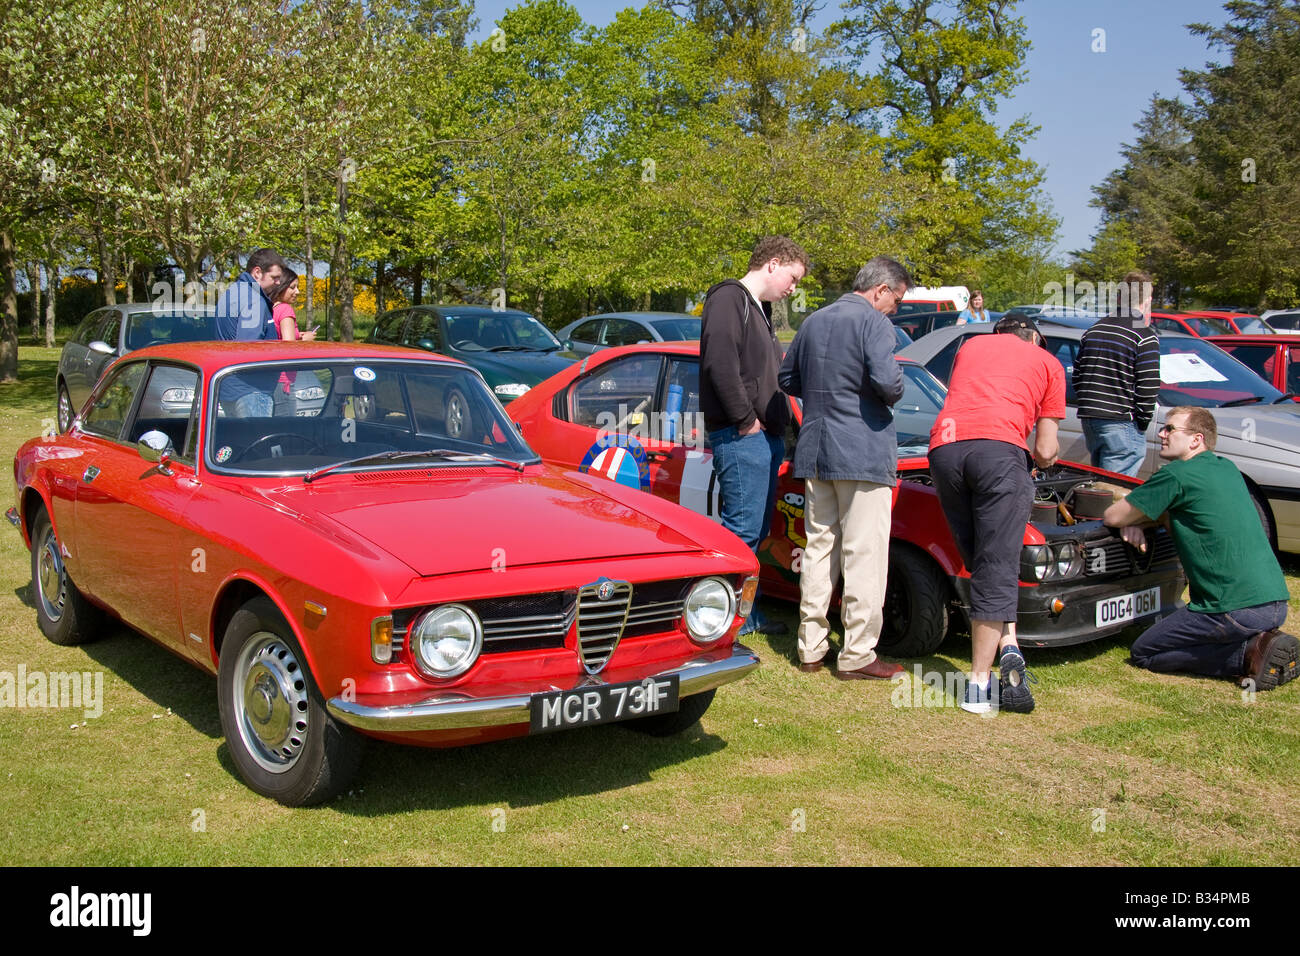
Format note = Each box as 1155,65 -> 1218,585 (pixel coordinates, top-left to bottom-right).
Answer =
57,389 -> 72,431
36,530 -> 66,623
235,635 -> 310,773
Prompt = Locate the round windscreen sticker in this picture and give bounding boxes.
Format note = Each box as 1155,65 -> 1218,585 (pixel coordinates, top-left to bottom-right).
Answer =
354,366 -> 376,382
215,446 -> 233,463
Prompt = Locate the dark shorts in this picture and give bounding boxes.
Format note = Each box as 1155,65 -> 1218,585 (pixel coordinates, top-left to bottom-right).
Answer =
929,439 -> 1032,622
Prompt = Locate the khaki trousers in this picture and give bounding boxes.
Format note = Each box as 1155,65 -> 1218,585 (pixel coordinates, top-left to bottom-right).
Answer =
797,477 -> 892,670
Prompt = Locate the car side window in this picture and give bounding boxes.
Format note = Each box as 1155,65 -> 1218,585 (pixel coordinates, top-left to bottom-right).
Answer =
129,364 -> 200,460
374,310 -> 407,343
1152,318 -> 1179,335
1045,337 -> 1080,404
603,319 -> 648,347
1219,344 -> 1273,382
570,319 -> 603,345
927,335 -> 969,384
81,361 -> 148,440
662,358 -> 705,446
95,312 -> 123,350
406,310 -> 441,351
72,311 -> 104,346
567,354 -> 663,430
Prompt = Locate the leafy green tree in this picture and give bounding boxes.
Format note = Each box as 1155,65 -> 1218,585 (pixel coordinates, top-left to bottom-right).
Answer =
1179,0 -> 1300,305
830,0 -> 1057,280
1089,96 -> 1195,306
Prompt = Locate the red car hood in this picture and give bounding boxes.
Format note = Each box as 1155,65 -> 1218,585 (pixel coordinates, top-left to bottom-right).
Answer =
256,467 -> 706,577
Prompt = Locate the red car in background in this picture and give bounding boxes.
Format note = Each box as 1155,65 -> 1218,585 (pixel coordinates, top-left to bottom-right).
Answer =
9,342 -> 761,805
1206,334 -> 1300,400
1180,311 -> 1276,335
1150,311 -> 1235,338
506,344 -> 1186,657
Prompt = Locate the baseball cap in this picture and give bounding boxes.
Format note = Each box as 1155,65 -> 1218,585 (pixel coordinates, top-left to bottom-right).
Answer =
994,314 -> 1049,349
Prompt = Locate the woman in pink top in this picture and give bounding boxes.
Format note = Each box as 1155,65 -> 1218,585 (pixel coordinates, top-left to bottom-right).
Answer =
270,268 -> 316,341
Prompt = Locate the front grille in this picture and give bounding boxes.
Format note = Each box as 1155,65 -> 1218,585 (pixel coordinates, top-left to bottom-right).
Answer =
577,579 -> 632,673
1083,529 -> 1179,576
392,579 -> 693,667
393,593 -> 574,655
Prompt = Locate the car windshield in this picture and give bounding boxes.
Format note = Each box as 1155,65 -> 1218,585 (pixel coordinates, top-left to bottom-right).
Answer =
208,359 -> 537,474
125,310 -> 217,351
445,311 -> 561,351
648,317 -> 701,341
894,364 -> 949,456
1158,337 -> 1286,406
1234,316 -> 1274,335
1183,315 -> 1233,336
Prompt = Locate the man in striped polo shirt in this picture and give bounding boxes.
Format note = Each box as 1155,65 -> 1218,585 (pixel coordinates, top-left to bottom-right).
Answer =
1072,271 -> 1160,476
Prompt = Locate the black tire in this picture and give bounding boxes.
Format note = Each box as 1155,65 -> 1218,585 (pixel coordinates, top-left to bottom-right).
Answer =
444,386 -> 471,439
878,545 -> 949,657
30,507 -> 102,646
56,381 -> 74,433
217,597 -> 364,806
625,689 -> 716,737
1249,488 -> 1276,549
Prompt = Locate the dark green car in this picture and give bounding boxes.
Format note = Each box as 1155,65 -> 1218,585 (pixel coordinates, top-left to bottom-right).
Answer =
368,306 -> 580,411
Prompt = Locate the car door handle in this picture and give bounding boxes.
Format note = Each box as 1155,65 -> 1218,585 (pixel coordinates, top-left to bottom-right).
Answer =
82,466 -> 100,482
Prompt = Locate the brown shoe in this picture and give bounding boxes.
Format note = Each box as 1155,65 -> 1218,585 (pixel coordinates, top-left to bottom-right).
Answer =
835,658 -> 904,681
1242,630 -> 1300,691
798,659 -> 825,673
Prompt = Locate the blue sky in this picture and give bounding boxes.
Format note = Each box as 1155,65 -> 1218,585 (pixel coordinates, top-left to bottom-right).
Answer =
467,0 -> 1235,262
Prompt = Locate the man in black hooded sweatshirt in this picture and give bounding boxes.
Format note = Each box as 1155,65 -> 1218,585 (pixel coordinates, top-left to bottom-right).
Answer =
700,236 -> 808,635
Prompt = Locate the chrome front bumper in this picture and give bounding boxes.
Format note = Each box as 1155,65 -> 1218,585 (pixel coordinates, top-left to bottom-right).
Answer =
326,642 -> 760,732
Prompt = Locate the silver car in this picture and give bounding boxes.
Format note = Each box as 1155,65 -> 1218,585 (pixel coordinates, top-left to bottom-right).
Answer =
56,304 -> 218,431
556,311 -> 701,356
900,322 -> 1300,552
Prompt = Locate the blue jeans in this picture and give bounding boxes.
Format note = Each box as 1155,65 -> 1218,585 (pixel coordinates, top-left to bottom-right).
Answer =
707,426 -> 784,552
1081,417 -> 1146,477
1130,600 -> 1288,679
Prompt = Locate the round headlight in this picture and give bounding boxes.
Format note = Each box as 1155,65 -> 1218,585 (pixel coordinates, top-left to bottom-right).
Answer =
1054,542 -> 1081,578
683,577 -> 736,643
409,604 -> 482,678
1022,544 -> 1051,582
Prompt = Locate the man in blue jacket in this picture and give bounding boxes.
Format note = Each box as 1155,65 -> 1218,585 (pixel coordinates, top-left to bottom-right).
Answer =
214,248 -> 285,342
778,256 -> 909,679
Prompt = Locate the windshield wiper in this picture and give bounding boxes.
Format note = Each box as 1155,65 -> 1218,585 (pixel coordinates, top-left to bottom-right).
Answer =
1272,394 -> 1298,404
304,448 -> 524,483
1220,396 -> 1264,407
488,345 -> 533,352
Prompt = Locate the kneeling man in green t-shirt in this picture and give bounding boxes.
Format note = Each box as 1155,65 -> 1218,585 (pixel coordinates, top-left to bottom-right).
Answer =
1102,406 -> 1298,690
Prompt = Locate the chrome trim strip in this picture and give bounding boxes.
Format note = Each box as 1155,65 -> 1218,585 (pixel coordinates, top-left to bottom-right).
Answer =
326,643 -> 760,732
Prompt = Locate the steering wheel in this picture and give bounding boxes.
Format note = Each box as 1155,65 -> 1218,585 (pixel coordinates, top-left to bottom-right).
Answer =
236,433 -> 324,462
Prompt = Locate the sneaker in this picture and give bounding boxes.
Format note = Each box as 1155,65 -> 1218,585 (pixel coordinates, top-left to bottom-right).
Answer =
999,646 -> 1037,713
961,677 -> 997,714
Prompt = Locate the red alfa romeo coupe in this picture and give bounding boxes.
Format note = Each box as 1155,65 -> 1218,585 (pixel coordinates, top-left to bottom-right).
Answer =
9,342 -> 760,805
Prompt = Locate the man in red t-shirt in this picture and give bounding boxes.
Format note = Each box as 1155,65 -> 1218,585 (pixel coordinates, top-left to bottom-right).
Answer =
928,316 -> 1066,714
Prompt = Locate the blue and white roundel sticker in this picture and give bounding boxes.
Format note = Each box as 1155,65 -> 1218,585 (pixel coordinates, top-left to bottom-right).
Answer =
579,435 -> 650,491
354,366 -> 376,382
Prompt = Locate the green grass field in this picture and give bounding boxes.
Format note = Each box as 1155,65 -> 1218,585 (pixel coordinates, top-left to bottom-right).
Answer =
1,346 -> 1298,865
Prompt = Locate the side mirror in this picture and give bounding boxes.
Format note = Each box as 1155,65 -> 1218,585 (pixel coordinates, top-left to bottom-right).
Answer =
417,338 -> 436,351
89,340 -> 115,356
138,430 -> 175,474
562,339 -> 573,350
